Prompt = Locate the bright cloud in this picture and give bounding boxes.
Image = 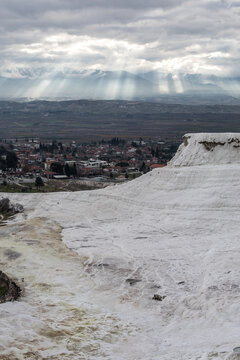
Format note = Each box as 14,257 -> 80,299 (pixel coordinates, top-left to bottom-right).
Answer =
0,0 -> 239,78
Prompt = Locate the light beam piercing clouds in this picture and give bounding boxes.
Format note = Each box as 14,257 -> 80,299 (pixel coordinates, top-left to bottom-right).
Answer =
1,0 -> 239,78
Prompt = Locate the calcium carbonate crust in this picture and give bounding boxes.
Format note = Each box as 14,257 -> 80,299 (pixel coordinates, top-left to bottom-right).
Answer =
169,133 -> 240,167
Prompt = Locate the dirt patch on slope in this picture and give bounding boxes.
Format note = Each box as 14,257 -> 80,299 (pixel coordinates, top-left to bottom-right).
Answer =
0,217 -> 130,359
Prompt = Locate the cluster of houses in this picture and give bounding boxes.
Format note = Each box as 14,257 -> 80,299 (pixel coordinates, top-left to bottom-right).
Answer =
0,137 -> 179,181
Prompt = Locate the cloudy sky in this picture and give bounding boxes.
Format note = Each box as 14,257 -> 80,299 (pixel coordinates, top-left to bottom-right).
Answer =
0,0 -> 239,79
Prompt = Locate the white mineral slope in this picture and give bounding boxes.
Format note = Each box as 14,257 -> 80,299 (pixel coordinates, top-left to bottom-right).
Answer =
169,132 -> 240,166
2,133 -> 240,360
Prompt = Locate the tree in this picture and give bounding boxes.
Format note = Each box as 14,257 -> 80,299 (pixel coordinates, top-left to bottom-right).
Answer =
116,161 -> 129,167
72,163 -> 77,177
110,138 -> 125,146
50,162 -> 63,174
140,161 -> 150,173
140,161 -> 146,172
35,176 -> 44,189
64,164 -> 71,177
0,146 -> 18,170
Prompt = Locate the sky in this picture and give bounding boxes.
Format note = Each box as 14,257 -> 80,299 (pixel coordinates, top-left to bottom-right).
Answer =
0,0 -> 239,80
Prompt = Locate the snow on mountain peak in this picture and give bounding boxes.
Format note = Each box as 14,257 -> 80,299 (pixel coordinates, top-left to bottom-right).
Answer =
169,132 -> 240,167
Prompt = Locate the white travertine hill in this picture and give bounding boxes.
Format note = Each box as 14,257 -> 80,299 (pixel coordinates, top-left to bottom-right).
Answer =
2,133 -> 240,360
169,132 -> 240,167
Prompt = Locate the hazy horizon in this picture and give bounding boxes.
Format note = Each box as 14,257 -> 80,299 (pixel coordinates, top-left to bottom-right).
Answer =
1,1 -> 240,100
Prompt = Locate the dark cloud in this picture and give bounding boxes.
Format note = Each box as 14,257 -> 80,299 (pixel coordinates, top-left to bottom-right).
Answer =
0,0 -> 239,78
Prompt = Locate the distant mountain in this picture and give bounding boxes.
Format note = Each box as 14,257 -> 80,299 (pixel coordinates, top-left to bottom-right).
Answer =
0,70 -> 240,105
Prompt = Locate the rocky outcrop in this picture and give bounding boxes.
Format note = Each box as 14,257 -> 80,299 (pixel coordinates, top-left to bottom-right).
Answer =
0,271 -> 21,304
199,141 -> 225,151
0,198 -> 23,218
152,294 -> 166,301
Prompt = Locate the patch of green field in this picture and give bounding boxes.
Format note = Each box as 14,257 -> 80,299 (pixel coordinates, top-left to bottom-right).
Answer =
0,181 -> 101,193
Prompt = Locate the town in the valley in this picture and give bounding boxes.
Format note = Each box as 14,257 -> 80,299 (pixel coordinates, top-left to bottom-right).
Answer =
0,136 -> 179,191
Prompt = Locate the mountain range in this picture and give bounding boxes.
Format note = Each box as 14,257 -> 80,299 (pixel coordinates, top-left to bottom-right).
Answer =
1,70 -> 240,105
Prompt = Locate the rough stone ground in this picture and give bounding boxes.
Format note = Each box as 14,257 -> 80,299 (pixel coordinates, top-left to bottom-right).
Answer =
0,217 -> 132,360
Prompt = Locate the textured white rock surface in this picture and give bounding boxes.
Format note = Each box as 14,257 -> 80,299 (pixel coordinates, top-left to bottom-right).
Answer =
169,132 -> 240,167
1,133 -> 240,359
